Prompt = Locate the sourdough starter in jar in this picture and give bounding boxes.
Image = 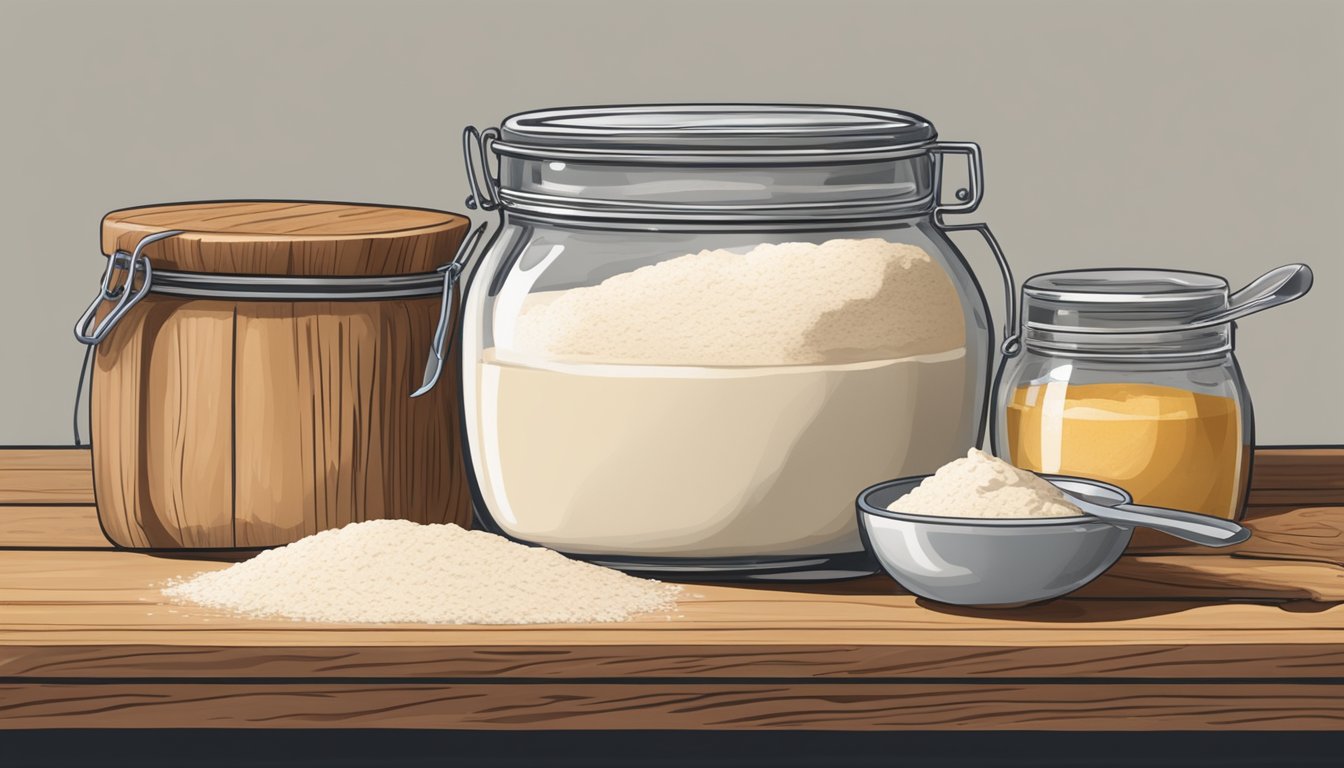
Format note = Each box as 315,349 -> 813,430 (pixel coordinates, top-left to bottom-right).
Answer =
475,238 -> 971,557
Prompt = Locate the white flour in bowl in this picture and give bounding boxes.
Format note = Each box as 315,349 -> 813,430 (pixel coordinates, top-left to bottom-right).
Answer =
162,520 -> 682,624
891,449 -> 1084,519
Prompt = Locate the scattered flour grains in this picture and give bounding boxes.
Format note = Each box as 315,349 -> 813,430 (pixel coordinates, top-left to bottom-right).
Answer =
162,520 -> 682,624
891,448 -> 1084,519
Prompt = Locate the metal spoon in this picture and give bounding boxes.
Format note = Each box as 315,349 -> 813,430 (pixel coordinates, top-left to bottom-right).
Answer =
1066,495 -> 1251,548
1186,263 -> 1313,330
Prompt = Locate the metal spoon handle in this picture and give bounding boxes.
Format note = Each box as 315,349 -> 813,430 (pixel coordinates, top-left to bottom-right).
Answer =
1187,263 -> 1313,329
1082,502 -> 1251,548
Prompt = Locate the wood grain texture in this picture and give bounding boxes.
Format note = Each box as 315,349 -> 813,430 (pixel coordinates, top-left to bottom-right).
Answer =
1075,555 -> 1344,602
1248,489 -> 1344,506
0,506 -> 106,548
89,300 -> 157,548
144,304 -> 235,548
91,298 -> 234,548
2,492 -> 1344,729
2,682 -> 1341,730
0,450 -> 92,505
1128,506 -> 1344,564
88,293 -> 469,549
1252,448 -> 1344,490
232,295 -> 468,547
6,642 -> 1344,681
3,550 -> 1344,646
1242,504 -> 1317,520
101,202 -> 470,276
1233,507 -> 1344,564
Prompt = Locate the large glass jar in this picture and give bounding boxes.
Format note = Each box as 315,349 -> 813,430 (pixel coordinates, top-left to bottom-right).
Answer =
450,105 -> 1017,580
993,267 -> 1310,522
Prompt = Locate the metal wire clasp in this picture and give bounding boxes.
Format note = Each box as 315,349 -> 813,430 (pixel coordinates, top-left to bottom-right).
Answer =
463,126 -> 502,212
930,143 -> 1020,356
73,230 -> 184,346
411,221 -> 490,397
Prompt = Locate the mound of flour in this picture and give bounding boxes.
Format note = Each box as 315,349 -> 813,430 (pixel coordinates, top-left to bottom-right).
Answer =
510,238 -> 965,366
892,449 -> 1083,519
162,520 -> 682,624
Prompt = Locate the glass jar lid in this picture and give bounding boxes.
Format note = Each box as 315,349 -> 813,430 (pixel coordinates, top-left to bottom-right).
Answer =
1015,265 -> 1312,359
471,104 -> 960,223
1022,269 -> 1231,334
494,104 -> 938,164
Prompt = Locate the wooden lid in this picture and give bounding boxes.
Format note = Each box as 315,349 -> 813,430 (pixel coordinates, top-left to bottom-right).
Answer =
101,201 -> 471,277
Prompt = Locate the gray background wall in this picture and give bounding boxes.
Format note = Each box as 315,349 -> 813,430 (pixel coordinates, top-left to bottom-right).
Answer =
2,0 -> 1340,445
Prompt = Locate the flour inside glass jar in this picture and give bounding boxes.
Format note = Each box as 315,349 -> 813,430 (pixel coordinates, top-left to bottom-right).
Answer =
477,238 -> 972,557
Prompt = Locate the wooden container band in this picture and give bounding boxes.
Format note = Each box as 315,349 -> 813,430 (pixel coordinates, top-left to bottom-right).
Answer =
69,229 -> 472,445
105,252 -> 448,300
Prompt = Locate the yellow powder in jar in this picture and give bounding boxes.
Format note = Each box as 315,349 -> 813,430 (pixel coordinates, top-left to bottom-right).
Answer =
1005,382 -> 1247,519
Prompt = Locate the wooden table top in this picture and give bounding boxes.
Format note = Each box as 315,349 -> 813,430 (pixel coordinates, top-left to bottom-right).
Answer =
2,447 -> 1342,731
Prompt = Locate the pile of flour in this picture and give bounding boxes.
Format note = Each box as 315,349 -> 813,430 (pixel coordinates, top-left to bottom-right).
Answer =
162,520 -> 682,624
509,238 -> 965,366
891,449 -> 1083,519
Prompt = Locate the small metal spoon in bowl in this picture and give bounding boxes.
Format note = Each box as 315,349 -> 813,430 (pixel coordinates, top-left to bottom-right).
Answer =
1048,476 -> 1251,547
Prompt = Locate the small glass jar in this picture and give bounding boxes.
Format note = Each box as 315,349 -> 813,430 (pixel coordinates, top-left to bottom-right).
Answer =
446,105 -> 1019,580
992,268 -> 1308,521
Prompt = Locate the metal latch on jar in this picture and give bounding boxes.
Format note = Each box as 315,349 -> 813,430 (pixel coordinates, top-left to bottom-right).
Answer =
73,230 -> 185,346
412,221 -> 490,397
69,222 -> 490,435
73,230 -> 457,346
463,126 -> 502,212
930,142 -> 1020,356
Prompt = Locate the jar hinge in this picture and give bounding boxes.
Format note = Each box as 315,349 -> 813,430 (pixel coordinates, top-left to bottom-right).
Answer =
70,229 -> 184,445
463,126 -> 502,212
73,229 -> 184,346
411,221 -> 491,397
930,142 -> 1021,356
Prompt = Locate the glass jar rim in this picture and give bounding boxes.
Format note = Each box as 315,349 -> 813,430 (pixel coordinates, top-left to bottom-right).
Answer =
495,103 -> 938,164
1021,268 -> 1233,336
1020,324 -> 1233,360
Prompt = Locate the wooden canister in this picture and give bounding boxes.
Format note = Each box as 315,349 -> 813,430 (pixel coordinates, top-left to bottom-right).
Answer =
78,202 -> 473,550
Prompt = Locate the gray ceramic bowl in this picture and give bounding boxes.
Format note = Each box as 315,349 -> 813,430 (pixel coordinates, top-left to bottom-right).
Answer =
856,475 -> 1135,607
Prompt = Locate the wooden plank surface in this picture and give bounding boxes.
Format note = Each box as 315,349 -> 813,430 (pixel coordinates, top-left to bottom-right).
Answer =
4,503 -> 1341,605
1248,489 -> 1344,507
3,549 -> 1344,649
3,681 -> 1341,731
1252,447 -> 1344,490
1128,505 -> 1344,563
6,641 -> 1344,681
0,506 -> 106,548
0,450 -> 92,505
1,447 -> 1342,731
